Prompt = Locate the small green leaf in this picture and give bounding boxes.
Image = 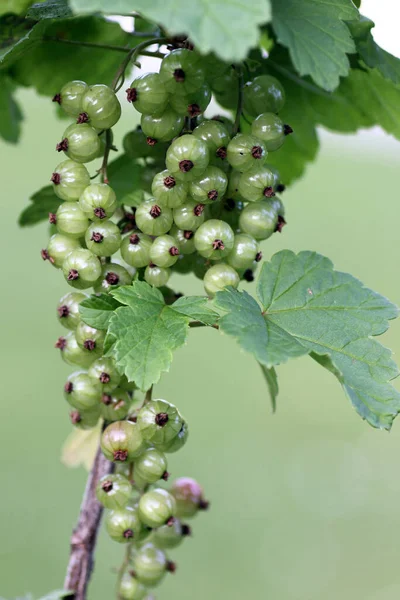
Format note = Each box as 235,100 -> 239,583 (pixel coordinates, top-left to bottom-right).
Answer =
107,154 -> 143,206
271,0 -> 359,91
0,74 -> 23,143
172,295 -> 219,326
79,294 -> 121,330
70,0 -> 271,62
18,185 -> 61,226
27,0 -> 72,20
0,15 -> 47,68
259,364 -> 278,412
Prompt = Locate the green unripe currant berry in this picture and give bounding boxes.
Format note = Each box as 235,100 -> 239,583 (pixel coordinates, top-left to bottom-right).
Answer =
238,165 -> 277,202
211,70 -> 239,109
149,235 -> 180,268
93,263 -> 132,294
44,233 -> 80,269
203,263 -> 240,296
227,233 -> 260,270
85,221 -> 121,257
127,73 -> 169,115
138,488 -> 176,529
194,219 -> 234,260
227,134 -> 268,172
120,233 -> 153,268
62,248 -> 102,289
105,506 -> 141,543
140,108 -> 184,144
173,200 -> 205,231
159,48 -> 204,95
119,572 -> 148,600
137,400 -> 183,446
101,388 -> 131,422
271,196 -> 286,231
123,127 -> 169,160
79,183 -> 117,221
144,264 -> 170,288
161,421 -> 189,454
209,197 -> 244,231
135,200 -> 173,236
75,322 -> 105,354
96,473 -> 132,509
166,134 -> 209,182
251,112 -> 293,151
170,477 -> 209,518
238,200 -> 278,240
243,75 -> 286,116
54,80 -> 88,117
169,82 -> 211,118
134,448 -> 169,484
56,124 -> 101,164
169,225 -> 196,255
64,370 -> 102,411
189,166 -> 228,204
56,332 -> 101,368
88,357 -> 121,393
151,170 -> 188,209
132,543 -> 173,588
55,202 -> 89,239
101,420 -> 144,462
57,291 -> 87,330
153,518 -> 191,549
192,119 -> 231,169
226,169 -> 246,201
69,406 -> 100,430
80,84 -> 121,130
51,159 -> 90,201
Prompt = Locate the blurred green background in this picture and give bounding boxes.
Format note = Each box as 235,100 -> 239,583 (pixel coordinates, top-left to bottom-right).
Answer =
1,88 -> 400,600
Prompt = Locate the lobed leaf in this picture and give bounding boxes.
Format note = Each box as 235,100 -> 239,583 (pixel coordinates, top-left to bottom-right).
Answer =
18,185 -> 61,226
79,294 -> 121,330
0,74 -> 23,143
259,364 -> 279,412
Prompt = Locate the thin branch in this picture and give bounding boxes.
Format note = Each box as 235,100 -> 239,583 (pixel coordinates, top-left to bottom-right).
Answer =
112,36 -> 170,92
233,65 -> 244,135
64,444 -> 113,600
43,37 -> 133,53
99,129 -> 113,184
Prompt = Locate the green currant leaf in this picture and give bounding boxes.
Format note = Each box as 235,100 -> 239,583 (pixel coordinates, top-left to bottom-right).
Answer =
172,296 -> 219,326
0,0 -> 35,16
0,15 -> 47,68
69,0 -> 271,62
106,282 -> 214,390
18,185 -> 61,226
79,294 -> 121,330
107,154 -> 144,206
215,250 -> 400,430
0,74 -> 23,143
271,0 -> 359,91
27,0 -> 72,20
259,364 -> 278,412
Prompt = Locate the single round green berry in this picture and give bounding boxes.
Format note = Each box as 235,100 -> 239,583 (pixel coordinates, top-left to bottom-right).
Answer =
194,219 -> 234,260
226,169 -> 246,202
69,406 -> 100,430
56,80 -> 88,117
170,477 -> 209,518
64,370 -> 102,411
56,123 -> 101,164
166,134 -> 209,182
135,448 -> 168,484
135,200 -> 173,236
238,165 -> 278,202
227,233 -> 260,270
131,543 -> 172,588
96,473 -> 132,510
79,183 -> 117,221
173,200 -> 205,231
151,170 -> 188,209
192,119 -> 231,169
140,107 -> 184,144
238,199 -> 278,240
93,263 -> 132,294
44,234 -> 80,269
57,291 -> 87,330
251,112 -> 293,151
149,235 -> 180,268
119,572 -> 148,600
55,201 -> 89,238
127,73 -> 169,115
189,166 -> 228,204
105,506 -> 141,543
162,421 -> 189,454
85,221 -> 121,257
169,225 -> 196,255
88,357 -> 121,393
137,399 -> 183,446
57,332 -> 101,368
138,488 -> 176,529
80,84 -> 121,129
243,75 -> 286,116
144,264 -> 171,288
101,420 -> 144,462
169,82 -> 211,118
120,233 -> 153,268
153,518 -> 191,549
226,134 -> 268,172
75,321 -> 105,354
203,263 -> 240,296
159,48 -> 204,95
101,388 -> 131,422
51,159 -> 90,201
62,249 -> 102,289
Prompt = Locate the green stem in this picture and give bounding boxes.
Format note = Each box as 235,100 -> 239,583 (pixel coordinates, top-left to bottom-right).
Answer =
233,65 -> 244,135
43,37 -> 132,53
115,542 -> 133,595
111,36 -> 170,92
100,129 -> 113,184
